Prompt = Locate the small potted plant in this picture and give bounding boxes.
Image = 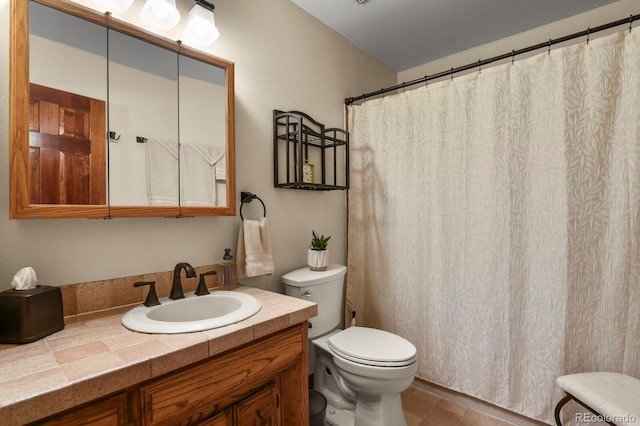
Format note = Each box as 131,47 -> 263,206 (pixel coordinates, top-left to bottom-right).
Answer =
308,230 -> 330,271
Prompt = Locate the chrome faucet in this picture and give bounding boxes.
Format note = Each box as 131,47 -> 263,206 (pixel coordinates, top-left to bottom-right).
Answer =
170,262 -> 196,300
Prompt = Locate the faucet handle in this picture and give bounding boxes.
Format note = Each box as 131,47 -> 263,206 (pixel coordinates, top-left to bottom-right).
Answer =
195,271 -> 217,296
134,281 -> 161,307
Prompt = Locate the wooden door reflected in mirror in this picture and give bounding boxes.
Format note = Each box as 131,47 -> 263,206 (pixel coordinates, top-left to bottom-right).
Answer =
29,83 -> 106,205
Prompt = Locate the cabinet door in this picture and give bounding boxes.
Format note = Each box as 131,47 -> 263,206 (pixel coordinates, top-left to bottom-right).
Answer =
34,393 -> 127,426
234,382 -> 280,426
139,326 -> 303,424
198,408 -> 232,426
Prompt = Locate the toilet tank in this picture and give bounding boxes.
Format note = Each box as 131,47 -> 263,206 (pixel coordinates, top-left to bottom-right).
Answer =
282,264 -> 347,339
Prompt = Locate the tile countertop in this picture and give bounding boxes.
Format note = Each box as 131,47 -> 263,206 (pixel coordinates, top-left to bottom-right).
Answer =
0,286 -> 317,425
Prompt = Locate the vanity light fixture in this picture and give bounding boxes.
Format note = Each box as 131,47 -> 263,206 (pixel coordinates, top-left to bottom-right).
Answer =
97,0 -> 134,12
182,0 -> 219,46
140,0 -> 181,30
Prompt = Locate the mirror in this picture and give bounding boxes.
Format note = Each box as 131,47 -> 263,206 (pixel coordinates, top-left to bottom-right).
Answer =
9,0 -> 236,219
107,28 -> 180,207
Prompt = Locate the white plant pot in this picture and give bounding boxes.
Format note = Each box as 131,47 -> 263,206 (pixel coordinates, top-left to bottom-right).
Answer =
308,249 -> 329,271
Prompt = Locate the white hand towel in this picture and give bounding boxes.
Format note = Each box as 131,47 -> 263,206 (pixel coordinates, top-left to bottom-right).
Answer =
237,218 -> 275,278
215,154 -> 227,181
146,138 -> 179,206
180,143 -> 225,206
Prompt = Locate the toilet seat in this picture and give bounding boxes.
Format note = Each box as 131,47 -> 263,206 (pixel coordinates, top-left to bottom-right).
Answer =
328,326 -> 417,367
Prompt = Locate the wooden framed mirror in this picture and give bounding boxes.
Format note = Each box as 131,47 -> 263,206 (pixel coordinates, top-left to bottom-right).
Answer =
10,0 -> 235,219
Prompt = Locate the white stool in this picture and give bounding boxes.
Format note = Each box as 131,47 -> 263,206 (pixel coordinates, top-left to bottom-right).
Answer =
554,372 -> 640,426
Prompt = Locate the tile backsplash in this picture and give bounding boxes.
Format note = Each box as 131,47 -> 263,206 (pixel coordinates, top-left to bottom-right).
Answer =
60,265 -> 219,317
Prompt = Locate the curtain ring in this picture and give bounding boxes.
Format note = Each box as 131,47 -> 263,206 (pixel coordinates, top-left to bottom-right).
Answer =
478,60 -> 481,74
630,15 -> 634,34
586,27 -> 590,45
548,39 -> 552,55
424,75 -> 428,87
450,68 -> 454,81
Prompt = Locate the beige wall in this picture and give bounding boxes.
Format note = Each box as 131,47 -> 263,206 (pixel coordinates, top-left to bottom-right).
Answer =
0,0 -> 396,291
399,0 -> 639,84
5,0 -> 631,293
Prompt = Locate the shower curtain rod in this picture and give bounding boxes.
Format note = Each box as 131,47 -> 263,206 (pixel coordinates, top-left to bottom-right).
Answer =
345,13 -> 640,105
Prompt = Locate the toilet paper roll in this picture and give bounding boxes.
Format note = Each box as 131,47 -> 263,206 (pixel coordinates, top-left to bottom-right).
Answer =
11,267 -> 38,290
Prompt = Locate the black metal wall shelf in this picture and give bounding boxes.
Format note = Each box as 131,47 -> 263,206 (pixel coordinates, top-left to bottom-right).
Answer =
273,110 -> 349,190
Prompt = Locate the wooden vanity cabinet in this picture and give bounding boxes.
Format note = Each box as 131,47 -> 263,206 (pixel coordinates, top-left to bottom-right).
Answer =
34,323 -> 308,426
139,323 -> 306,425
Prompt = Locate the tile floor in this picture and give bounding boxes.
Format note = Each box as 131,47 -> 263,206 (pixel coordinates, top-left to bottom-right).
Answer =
402,386 -> 516,426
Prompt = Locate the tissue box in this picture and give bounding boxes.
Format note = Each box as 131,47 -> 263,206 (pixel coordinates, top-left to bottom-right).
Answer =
0,285 -> 64,344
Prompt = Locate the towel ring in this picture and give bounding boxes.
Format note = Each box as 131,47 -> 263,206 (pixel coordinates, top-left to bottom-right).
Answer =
240,192 -> 266,220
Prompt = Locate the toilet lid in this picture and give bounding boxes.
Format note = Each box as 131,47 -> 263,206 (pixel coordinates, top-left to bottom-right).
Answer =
328,327 -> 417,367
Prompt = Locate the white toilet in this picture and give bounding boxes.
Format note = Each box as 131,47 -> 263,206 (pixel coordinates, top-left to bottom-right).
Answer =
283,264 -> 417,426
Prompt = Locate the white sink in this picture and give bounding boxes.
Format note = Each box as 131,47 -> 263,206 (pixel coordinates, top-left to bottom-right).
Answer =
121,291 -> 262,334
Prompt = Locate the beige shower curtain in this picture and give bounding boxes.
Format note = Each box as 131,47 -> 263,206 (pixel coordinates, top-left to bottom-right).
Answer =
347,29 -> 640,424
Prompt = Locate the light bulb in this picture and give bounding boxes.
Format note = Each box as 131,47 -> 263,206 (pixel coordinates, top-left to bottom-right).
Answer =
140,0 -> 181,30
183,4 -> 219,46
151,1 -> 170,19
